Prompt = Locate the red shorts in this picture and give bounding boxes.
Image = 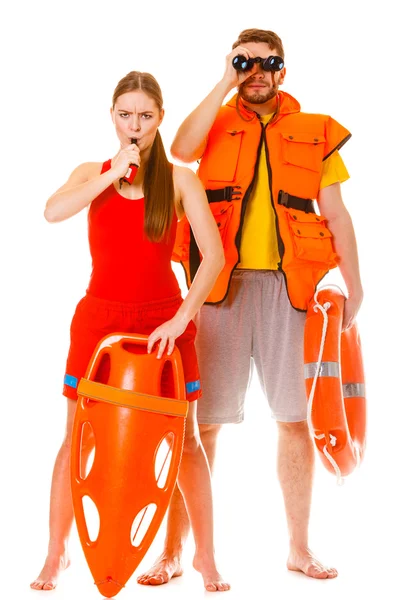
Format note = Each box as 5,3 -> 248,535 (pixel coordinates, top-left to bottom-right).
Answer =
63,293 -> 201,402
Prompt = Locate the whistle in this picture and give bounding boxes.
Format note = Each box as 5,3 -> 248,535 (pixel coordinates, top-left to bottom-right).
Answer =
120,138 -> 139,185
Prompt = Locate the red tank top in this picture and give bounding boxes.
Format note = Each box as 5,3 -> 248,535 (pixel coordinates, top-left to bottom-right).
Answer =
86,159 -> 180,302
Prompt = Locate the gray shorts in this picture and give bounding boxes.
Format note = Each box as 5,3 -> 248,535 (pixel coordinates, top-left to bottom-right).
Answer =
195,270 -> 307,424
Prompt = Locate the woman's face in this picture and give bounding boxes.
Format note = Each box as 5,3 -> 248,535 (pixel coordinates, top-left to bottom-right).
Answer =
111,90 -> 164,152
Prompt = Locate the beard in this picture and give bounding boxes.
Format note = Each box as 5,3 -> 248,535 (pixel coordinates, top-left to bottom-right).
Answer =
239,81 -> 278,105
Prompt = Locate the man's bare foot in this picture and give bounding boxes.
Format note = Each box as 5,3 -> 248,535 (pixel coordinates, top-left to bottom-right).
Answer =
137,553 -> 183,586
30,552 -> 71,590
193,554 -> 230,592
287,546 -> 338,579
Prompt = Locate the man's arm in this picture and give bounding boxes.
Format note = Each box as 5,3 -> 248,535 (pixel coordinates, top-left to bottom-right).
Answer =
171,81 -> 231,163
171,46 -> 256,163
317,182 -> 363,330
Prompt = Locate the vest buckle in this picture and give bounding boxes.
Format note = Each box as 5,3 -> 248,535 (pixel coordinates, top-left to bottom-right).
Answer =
278,190 -> 289,207
224,186 -> 242,201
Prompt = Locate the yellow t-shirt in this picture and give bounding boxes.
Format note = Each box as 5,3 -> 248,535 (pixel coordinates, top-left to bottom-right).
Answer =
238,116 -> 350,270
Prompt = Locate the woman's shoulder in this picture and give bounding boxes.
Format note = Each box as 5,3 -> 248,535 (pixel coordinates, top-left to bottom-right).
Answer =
172,164 -> 196,219
172,163 -> 206,219
172,163 -> 199,186
66,161 -> 104,183
80,161 -> 106,179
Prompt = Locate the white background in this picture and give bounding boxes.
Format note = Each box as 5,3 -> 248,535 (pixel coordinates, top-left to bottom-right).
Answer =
1,1 -> 399,598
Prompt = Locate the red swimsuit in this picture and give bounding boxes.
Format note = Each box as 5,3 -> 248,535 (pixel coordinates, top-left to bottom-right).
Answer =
62,160 -> 201,402
87,159 -> 180,303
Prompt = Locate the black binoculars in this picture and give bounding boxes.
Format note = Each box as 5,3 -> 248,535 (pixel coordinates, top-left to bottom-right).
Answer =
232,55 -> 284,72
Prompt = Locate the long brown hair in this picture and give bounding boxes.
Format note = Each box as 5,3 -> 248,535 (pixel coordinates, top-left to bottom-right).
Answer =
112,71 -> 174,242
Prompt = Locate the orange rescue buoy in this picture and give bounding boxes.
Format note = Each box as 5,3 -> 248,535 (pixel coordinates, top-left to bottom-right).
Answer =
304,287 -> 366,482
70,333 -> 188,597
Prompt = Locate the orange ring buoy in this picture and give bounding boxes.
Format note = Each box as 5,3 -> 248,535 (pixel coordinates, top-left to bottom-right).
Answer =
70,333 -> 188,597
304,287 -> 367,481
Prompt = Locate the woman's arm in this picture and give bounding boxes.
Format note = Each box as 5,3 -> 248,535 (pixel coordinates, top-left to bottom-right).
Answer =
173,166 -> 225,320
44,162 -> 113,222
44,143 -> 140,222
148,166 -> 224,357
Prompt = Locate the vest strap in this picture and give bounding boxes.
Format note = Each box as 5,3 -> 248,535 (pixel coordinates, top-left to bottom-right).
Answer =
206,186 -> 242,203
278,190 -> 315,214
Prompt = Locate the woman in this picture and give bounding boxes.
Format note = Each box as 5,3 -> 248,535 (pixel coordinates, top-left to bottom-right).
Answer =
30,71 -> 229,593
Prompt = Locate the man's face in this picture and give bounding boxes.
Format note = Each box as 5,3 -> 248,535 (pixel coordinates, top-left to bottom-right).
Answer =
238,42 -> 286,105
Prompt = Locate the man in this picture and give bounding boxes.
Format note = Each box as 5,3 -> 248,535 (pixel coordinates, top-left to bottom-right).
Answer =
138,28 -> 363,586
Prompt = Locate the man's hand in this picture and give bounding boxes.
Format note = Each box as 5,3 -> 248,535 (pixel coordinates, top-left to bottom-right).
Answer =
342,292 -> 363,330
222,46 -> 256,89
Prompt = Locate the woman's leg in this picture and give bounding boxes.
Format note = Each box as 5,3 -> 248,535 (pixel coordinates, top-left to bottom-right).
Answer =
30,398 -> 94,590
136,422 -> 223,586
176,401 -> 230,592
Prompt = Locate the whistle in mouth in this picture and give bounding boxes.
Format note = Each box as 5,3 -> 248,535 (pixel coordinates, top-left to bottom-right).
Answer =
120,138 -> 139,185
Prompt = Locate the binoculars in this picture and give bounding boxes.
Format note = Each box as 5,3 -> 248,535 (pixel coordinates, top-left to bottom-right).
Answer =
232,55 -> 284,72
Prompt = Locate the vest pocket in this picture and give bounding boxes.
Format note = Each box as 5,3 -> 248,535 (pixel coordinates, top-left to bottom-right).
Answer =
172,202 -> 234,266
206,130 -> 244,182
281,133 -> 325,172
209,202 -> 234,247
285,208 -> 337,266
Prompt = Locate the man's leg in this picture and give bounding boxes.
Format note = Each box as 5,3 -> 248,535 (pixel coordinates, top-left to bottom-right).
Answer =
252,271 -> 338,579
137,423 -> 222,585
277,420 -> 338,578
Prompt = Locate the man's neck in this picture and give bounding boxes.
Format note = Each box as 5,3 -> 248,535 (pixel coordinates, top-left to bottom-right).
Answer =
241,94 -> 278,117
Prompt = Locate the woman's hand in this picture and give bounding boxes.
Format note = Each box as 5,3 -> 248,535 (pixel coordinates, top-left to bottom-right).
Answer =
110,142 -> 141,180
147,315 -> 189,359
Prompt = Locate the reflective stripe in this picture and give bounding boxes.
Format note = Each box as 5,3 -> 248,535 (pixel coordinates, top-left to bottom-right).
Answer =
186,379 -> 201,394
64,374 -> 79,388
304,361 -> 340,379
343,383 -> 366,398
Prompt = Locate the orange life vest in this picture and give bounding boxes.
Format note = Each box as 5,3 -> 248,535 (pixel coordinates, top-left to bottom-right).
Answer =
172,91 -> 351,310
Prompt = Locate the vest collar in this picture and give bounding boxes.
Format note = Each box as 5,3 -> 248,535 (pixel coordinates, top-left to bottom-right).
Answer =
226,90 -> 301,122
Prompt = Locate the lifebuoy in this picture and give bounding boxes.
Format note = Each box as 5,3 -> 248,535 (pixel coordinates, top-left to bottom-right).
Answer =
70,333 -> 188,597
304,287 -> 366,483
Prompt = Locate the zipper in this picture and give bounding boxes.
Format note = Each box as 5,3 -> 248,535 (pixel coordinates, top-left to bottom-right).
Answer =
264,118 -> 304,312
263,120 -> 285,270
264,124 -> 307,312
199,123 -> 264,305
234,119 -> 264,257
208,129 -> 263,305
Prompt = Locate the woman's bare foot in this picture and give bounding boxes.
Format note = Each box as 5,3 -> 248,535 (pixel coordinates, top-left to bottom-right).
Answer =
193,554 -> 230,592
287,545 -> 338,579
30,552 -> 71,590
137,553 -> 183,586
